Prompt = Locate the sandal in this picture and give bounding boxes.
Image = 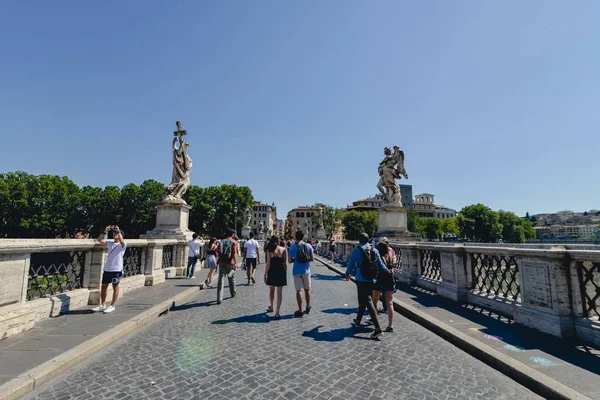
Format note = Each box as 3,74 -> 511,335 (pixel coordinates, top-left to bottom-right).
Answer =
267,306 -> 274,313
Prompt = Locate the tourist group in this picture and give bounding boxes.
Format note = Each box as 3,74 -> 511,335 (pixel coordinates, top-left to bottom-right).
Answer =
91,225 -> 396,340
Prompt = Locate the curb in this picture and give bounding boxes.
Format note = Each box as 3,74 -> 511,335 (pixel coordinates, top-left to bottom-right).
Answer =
0,285 -> 200,400
315,256 -> 591,400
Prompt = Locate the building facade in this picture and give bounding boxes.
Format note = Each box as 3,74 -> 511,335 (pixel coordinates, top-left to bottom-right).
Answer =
251,202 -> 277,237
414,193 -> 436,218
347,185 -> 413,212
276,219 -> 284,238
286,204 -> 324,240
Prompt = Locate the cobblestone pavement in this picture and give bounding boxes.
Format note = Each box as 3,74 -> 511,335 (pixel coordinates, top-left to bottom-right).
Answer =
24,264 -> 540,400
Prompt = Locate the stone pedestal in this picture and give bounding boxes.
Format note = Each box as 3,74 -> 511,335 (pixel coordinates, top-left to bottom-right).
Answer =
317,228 -> 326,240
241,226 -> 251,239
375,205 -> 415,241
140,203 -> 193,241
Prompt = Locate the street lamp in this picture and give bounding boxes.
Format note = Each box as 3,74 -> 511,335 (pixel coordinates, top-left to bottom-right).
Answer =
234,205 -> 238,236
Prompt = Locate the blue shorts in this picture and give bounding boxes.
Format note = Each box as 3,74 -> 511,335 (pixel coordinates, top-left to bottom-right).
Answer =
102,271 -> 123,285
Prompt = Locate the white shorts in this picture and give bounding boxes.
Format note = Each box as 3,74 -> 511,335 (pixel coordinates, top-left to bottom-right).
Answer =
293,273 -> 311,291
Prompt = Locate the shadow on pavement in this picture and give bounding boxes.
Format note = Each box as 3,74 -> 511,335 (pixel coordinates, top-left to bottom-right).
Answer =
64,309 -> 95,315
321,307 -> 356,315
212,312 -> 295,325
396,282 -> 600,376
171,300 -> 215,311
311,273 -> 343,281
301,325 -> 372,342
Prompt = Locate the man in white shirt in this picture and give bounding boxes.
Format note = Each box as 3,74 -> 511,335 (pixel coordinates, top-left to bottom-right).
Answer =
243,232 -> 260,285
187,233 -> 203,279
93,225 -> 127,314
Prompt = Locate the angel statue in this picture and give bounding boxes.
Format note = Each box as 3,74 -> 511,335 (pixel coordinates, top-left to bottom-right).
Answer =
163,121 -> 192,204
243,206 -> 252,228
377,145 -> 409,206
258,220 -> 265,234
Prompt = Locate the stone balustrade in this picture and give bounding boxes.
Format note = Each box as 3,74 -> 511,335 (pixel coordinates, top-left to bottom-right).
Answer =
0,238 -> 188,339
320,240 -> 600,347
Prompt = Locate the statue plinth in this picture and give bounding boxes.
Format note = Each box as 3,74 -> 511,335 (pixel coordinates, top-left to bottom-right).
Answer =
375,204 -> 416,241
140,202 -> 193,240
241,226 -> 251,239
317,228 -> 326,240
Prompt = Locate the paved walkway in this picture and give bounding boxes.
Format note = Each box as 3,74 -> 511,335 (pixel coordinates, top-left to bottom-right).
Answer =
0,277 -> 198,387
22,262 -> 539,400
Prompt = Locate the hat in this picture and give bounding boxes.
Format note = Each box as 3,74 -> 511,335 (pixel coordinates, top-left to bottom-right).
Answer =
358,233 -> 370,243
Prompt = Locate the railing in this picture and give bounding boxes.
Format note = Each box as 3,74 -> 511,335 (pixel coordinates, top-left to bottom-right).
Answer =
470,253 -> 520,301
123,246 -> 143,277
162,245 -> 174,269
419,249 -> 441,281
326,240 -> 600,346
27,251 -> 85,301
576,260 -> 600,319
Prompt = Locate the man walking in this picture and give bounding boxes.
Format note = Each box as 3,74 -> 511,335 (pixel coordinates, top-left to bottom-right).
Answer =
345,232 -> 389,339
217,229 -> 238,304
186,233 -> 203,279
243,232 -> 260,285
288,230 -> 314,318
93,225 -> 127,314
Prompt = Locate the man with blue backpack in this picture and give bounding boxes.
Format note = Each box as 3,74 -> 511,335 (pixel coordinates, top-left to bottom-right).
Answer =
288,230 -> 314,318
345,232 -> 389,339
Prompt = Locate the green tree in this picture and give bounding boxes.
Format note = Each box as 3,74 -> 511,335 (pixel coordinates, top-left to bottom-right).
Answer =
407,209 -> 422,233
420,218 -> 442,241
341,210 -> 377,240
441,217 -> 460,237
457,204 -> 502,243
311,206 -> 344,239
498,210 -> 536,243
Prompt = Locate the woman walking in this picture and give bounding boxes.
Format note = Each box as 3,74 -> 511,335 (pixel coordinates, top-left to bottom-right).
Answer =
373,240 -> 396,332
264,235 -> 287,320
204,237 -> 219,288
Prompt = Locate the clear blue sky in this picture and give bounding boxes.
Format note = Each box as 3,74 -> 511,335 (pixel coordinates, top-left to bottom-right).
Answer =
1,1 -> 599,217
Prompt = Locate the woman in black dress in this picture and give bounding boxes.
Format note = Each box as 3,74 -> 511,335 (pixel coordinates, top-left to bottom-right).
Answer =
264,235 -> 287,320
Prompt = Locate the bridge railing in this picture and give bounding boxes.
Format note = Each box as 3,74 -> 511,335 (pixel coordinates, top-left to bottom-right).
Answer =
0,238 -> 186,339
324,240 -> 600,347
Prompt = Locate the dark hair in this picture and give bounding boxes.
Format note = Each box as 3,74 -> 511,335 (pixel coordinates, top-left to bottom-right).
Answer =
227,229 -> 235,237
209,237 -> 217,246
192,233 -> 199,239
295,230 -> 304,241
267,235 -> 279,252
249,232 -> 255,239
377,241 -> 389,257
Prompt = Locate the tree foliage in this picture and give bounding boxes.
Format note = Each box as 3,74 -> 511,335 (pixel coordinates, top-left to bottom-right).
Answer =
457,204 -> 502,243
0,172 -> 253,239
311,206 -> 344,239
498,210 -> 536,243
420,218 -> 442,241
341,210 -> 378,240
441,218 -> 460,237
407,209 -> 422,233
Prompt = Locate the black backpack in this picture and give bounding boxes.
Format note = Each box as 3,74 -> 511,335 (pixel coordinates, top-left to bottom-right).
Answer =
359,247 -> 378,280
296,243 -> 310,263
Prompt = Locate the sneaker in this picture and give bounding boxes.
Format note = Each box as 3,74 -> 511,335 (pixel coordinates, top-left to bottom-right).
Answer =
351,318 -> 362,328
92,304 -> 106,312
217,300 -> 222,305
385,326 -> 394,333
103,305 -> 116,314
190,276 -> 196,279
305,305 -> 312,314
204,279 -> 209,286
294,311 -> 303,318
370,329 -> 383,340
251,277 -> 256,284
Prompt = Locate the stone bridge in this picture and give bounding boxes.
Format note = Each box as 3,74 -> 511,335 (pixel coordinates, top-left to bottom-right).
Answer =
0,239 -> 598,399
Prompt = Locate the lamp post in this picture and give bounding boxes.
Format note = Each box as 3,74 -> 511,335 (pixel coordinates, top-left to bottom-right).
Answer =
234,205 -> 238,236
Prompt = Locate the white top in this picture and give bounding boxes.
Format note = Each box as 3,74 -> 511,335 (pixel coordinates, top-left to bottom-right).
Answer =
244,239 -> 259,258
188,239 -> 203,257
105,241 -> 127,272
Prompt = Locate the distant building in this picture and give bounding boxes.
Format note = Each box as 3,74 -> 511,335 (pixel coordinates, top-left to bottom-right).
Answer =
276,219 -> 284,237
435,206 -> 457,220
252,202 -> 277,236
534,224 -> 598,241
286,204 -> 324,240
414,193 -> 436,218
347,185 -> 413,212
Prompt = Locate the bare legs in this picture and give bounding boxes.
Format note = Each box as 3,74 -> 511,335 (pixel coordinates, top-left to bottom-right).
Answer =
373,290 -> 381,310
269,286 -> 275,310
384,291 -> 393,329
206,268 -> 215,285
275,287 -> 283,316
100,283 -> 119,306
296,290 -> 303,312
